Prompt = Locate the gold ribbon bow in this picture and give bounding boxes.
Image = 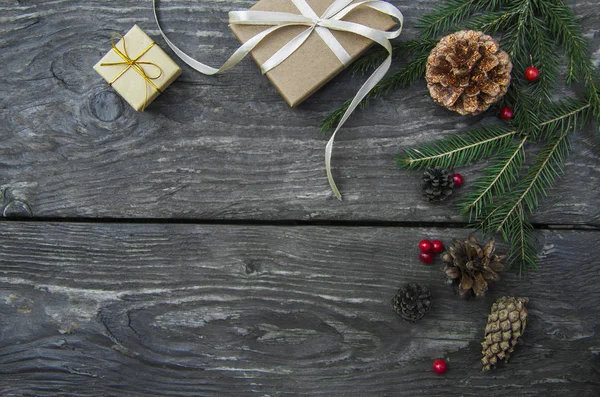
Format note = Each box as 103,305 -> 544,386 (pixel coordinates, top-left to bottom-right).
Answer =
101,33 -> 164,111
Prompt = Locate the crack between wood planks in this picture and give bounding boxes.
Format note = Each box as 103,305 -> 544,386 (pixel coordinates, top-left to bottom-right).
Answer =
0,216 -> 598,231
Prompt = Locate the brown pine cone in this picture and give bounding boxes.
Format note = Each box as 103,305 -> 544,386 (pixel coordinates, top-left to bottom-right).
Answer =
392,283 -> 432,323
443,236 -> 505,297
482,296 -> 528,371
426,30 -> 512,115
421,167 -> 455,202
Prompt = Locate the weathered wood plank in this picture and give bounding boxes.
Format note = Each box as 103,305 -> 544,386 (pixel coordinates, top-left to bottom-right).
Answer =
1,1 -> 599,222
0,222 -> 598,396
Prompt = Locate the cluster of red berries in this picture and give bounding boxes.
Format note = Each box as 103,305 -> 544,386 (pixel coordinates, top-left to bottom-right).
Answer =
418,239 -> 444,264
499,65 -> 540,121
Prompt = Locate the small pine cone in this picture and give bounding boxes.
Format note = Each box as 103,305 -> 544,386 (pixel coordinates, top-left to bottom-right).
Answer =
422,167 -> 455,202
481,296 -> 528,371
443,236 -> 505,297
426,30 -> 512,116
392,283 -> 432,323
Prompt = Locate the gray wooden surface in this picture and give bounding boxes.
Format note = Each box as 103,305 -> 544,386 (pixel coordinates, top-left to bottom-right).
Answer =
1,223 -> 599,396
1,0 -> 599,396
1,0 -> 599,222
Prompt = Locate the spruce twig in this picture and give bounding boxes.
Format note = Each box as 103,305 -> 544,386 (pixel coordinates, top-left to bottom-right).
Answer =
321,0 -> 599,272
321,44 -> 433,133
396,126 -> 517,170
459,137 -> 527,218
492,130 -> 571,232
351,40 -> 437,76
417,0 -> 476,40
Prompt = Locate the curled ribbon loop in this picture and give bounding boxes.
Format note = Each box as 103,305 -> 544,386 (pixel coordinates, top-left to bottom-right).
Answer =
101,33 -> 164,111
153,0 -> 403,199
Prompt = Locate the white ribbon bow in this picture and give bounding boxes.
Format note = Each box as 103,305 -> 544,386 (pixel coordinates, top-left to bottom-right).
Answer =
153,0 -> 403,200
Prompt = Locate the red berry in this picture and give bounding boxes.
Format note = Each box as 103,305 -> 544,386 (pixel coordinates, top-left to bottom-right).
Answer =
524,66 -> 540,82
419,252 -> 434,264
433,359 -> 448,374
499,106 -> 514,120
452,173 -> 464,188
431,240 -> 444,254
419,239 -> 433,253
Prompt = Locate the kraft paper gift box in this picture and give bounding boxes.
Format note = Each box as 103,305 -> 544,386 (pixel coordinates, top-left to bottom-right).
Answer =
94,25 -> 182,111
229,0 -> 398,107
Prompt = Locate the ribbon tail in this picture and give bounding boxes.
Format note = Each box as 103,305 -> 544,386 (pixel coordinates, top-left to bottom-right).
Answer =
325,54 -> 392,200
153,0 -> 292,75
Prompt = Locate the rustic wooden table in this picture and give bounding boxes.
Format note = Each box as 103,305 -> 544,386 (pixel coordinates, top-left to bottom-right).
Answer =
1,1 -> 599,396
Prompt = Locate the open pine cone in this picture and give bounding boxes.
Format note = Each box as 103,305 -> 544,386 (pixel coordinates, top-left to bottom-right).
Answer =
426,30 -> 512,115
443,236 -> 505,297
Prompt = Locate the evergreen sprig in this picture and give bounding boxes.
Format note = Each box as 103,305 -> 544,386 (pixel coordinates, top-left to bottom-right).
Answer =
320,41 -> 435,132
322,0 -> 599,272
396,125 -> 517,170
459,137 -> 527,218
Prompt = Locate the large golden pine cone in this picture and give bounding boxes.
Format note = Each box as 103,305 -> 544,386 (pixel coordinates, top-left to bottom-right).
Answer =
426,30 -> 512,115
481,296 -> 528,371
443,236 -> 505,297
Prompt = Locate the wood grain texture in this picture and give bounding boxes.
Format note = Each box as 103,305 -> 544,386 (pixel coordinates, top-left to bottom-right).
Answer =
0,222 -> 598,396
1,1 -> 599,222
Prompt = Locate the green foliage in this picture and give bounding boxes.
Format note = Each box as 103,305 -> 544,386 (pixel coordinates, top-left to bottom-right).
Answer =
417,0 -> 476,40
396,126 -> 517,170
483,131 -> 571,231
459,137 -> 527,218
541,97 -> 592,138
351,40 -> 437,76
320,42 -> 434,132
504,208 -> 539,275
322,0 -> 600,272
538,0 -> 600,107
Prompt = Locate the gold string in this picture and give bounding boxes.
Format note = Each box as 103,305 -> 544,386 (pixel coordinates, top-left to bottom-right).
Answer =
101,33 -> 164,111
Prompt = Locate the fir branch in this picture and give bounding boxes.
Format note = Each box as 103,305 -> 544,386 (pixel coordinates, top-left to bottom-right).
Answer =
466,10 -> 517,34
491,130 -> 571,233
396,126 -> 517,170
363,52 -> 430,105
538,0 -> 597,91
417,0 -> 509,39
459,136 -> 527,218
418,0 -> 476,40
500,0 -> 537,69
540,98 -> 592,138
504,206 -> 538,274
351,39 -> 437,76
525,16 -> 559,102
320,0 -> 599,271
505,88 -> 542,136
321,50 -> 430,133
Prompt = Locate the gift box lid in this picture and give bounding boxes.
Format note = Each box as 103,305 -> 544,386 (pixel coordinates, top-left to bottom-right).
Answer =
230,0 -> 398,107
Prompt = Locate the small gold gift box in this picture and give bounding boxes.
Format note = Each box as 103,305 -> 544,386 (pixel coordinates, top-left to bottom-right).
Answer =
94,25 -> 181,111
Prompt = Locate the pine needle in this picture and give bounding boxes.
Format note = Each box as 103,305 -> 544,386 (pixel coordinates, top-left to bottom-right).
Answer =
320,0 -> 600,271
396,126 -> 517,170
459,137 -> 527,218
418,0 -> 477,40
320,48 -> 431,133
490,131 -> 571,232
505,206 -> 539,275
351,40 -> 437,76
